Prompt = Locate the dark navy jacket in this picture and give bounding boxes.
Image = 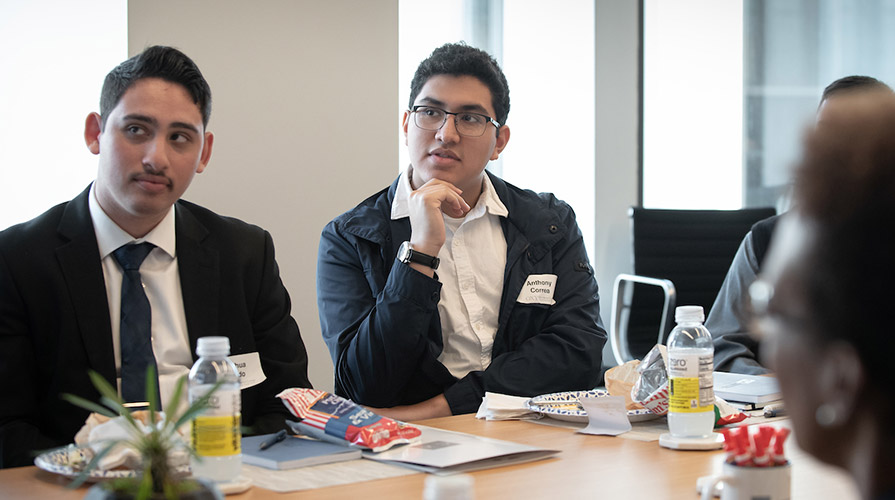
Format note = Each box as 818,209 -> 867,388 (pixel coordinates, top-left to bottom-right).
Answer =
316,172 -> 606,414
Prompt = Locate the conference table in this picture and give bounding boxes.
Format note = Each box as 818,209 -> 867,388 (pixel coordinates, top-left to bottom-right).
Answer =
0,414 -> 859,499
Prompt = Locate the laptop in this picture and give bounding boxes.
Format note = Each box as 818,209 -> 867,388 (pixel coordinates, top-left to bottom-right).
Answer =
713,371 -> 782,408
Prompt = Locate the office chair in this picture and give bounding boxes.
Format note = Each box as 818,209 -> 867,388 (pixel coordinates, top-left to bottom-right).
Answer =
609,206 -> 777,365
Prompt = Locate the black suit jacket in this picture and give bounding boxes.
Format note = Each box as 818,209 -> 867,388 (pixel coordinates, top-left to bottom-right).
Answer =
0,186 -> 311,468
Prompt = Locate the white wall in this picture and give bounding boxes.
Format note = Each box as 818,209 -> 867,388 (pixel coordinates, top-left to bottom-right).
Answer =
128,0 -> 399,391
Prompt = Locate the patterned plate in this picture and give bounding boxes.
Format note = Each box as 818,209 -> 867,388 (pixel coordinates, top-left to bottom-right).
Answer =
526,390 -> 659,423
34,445 -> 191,482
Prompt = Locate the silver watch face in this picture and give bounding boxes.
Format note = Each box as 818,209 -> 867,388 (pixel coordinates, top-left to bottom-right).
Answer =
398,241 -> 411,263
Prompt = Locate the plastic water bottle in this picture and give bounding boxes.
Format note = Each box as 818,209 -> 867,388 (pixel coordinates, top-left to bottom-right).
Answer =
666,305 -> 715,438
188,336 -> 242,482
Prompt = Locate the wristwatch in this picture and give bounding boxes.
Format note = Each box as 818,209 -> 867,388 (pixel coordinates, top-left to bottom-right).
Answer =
397,241 -> 440,270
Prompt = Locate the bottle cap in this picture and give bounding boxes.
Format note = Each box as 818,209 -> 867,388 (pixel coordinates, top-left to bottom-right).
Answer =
675,305 -> 705,323
196,336 -> 231,357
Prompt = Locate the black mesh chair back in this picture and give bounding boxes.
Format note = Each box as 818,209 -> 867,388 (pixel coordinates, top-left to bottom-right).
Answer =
610,206 -> 777,363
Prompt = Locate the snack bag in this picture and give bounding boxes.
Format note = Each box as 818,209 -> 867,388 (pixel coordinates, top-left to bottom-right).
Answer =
631,344 -> 670,415
605,359 -> 646,411
277,388 -> 421,452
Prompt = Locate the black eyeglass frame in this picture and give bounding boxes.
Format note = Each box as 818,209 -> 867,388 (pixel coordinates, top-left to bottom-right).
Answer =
409,105 -> 502,137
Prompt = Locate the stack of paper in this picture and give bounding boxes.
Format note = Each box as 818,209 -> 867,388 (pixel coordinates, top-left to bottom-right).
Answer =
364,425 -> 558,474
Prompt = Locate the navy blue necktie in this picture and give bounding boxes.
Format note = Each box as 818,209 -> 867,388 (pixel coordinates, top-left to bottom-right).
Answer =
113,242 -> 161,404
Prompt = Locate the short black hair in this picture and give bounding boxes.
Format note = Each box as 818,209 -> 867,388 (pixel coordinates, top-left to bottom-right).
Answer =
821,75 -> 891,102
408,42 -> 510,127
99,45 -> 212,128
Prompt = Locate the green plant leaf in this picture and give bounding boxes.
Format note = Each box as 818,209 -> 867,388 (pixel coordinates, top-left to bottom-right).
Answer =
87,370 -> 120,402
161,375 -> 187,434
146,365 -> 158,438
59,393 -> 117,419
171,379 -> 225,431
136,467 -> 153,500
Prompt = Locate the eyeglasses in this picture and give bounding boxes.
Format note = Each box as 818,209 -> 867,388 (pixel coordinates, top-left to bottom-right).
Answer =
410,105 -> 501,137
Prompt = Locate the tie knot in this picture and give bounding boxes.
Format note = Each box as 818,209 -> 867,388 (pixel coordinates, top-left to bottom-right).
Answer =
113,242 -> 156,271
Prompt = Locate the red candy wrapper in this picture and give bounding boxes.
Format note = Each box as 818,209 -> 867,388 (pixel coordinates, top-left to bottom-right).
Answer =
277,388 -> 422,452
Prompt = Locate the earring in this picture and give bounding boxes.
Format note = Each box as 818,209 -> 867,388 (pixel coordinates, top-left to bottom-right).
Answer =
815,403 -> 838,427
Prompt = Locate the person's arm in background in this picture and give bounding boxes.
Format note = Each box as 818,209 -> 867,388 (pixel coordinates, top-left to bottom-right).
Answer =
707,231 -> 771,375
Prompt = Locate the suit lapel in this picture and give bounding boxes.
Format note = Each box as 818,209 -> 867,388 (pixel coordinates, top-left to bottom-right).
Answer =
55,187 -> 117,382
175,203 -> 219,360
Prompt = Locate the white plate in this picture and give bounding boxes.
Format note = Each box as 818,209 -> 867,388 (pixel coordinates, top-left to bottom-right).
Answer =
34,445 -> 191,482
526,390 -> 660,423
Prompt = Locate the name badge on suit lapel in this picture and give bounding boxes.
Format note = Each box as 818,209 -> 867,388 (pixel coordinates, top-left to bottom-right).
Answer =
229,352 -> 267,389
516,274 -> 557,305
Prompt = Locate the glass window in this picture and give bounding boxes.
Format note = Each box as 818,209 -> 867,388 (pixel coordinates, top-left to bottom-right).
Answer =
0,0 -> 126,230
643,0 -> 895,212
744,0 -> 895,210
642,0 -> 744,209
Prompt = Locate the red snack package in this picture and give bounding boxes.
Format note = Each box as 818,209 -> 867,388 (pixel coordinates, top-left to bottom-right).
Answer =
277,388 -> 422,452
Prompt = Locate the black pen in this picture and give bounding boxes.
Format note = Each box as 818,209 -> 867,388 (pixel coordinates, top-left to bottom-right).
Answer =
258,429 -> 288,450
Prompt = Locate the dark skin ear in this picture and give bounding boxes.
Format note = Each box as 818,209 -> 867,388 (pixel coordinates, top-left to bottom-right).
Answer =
818,341 -> 866,426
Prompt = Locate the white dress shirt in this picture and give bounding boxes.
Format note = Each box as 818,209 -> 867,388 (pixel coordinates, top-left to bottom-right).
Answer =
88,184 -> 193,408
392,168 -> 508,379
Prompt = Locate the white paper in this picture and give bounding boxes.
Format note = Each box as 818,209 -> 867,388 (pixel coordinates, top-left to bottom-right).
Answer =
475,392 -> 541,421
229,352 -> 266,389
577,395 -> 632,436
516,274 -> 557,305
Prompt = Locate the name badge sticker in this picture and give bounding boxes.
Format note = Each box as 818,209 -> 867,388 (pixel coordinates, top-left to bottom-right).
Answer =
516,274 -> 557,305
228,352 -> 267,389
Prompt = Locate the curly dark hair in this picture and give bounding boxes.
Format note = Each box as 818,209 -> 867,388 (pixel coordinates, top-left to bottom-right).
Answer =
99,45 -> 212,128
408,42 -> 510,127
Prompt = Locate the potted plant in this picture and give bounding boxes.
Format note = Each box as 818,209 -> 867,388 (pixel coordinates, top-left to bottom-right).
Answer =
63,367 -> 224,500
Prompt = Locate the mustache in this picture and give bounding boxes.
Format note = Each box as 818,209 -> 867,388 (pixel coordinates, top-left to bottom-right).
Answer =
132,170 -> 172,186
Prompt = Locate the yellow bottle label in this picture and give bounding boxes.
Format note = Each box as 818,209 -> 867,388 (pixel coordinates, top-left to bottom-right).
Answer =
669,377 -> 712,413
191,414 -> 241,456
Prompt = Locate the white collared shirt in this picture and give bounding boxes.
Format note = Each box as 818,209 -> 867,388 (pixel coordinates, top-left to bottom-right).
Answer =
88,184 -> 192,408
392,168 -> 508,379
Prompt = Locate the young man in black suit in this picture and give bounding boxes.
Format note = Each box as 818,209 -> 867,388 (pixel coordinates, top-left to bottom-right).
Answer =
0,46 -> 311,468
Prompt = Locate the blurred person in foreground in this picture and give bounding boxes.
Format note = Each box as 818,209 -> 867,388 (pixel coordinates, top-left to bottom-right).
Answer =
750,90 -> 895,499
710,75 -> 893,374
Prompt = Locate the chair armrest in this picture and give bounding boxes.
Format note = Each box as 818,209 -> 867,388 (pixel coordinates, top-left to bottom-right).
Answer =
609,273 -> 676,365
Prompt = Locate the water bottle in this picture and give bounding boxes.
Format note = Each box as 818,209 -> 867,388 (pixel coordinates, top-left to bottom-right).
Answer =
666,305 -> 715,438
188,336 -> 242,482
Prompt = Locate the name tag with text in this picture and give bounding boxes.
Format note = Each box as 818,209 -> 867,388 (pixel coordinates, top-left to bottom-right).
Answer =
228,352 -> 267,389
516,274 -> 557,305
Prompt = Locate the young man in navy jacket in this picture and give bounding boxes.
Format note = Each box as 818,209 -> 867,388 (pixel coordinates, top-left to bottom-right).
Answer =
317,43 -> 606,419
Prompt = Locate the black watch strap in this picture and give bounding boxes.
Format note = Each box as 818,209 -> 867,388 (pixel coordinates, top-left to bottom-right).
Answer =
398,241 -> 440,270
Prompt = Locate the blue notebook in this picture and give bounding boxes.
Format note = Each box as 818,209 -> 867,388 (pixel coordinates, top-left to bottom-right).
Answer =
241,434 -> 361,470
